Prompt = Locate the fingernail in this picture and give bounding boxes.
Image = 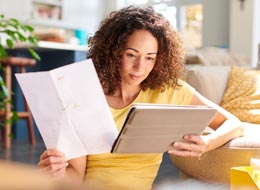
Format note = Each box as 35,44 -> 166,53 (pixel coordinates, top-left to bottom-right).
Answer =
65,162 -> 69,167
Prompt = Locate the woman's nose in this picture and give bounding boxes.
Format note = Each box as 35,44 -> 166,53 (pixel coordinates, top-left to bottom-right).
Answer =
133,57 -> 144,70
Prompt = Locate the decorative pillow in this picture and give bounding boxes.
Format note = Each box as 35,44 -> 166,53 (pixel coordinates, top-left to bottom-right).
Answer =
221,66 -> 260,123
186,66 -> 231,105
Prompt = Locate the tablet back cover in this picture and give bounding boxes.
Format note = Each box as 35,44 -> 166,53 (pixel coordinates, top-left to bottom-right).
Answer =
111,104 -> 217,154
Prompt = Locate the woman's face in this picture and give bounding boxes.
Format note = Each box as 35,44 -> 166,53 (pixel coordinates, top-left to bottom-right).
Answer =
120,29 -> 158,87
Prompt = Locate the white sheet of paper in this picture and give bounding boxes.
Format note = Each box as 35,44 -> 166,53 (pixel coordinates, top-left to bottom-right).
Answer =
15,59 -> 118,160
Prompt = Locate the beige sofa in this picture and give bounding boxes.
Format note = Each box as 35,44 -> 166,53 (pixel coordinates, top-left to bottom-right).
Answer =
170,65 -> 260,183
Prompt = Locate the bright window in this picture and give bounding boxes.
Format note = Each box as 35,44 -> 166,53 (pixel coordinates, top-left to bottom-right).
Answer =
124,1 -> 203,49
182,4 -> 203,49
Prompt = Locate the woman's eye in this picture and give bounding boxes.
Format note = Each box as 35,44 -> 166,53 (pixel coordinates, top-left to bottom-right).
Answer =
127,53 -> 136,58
146,57 -> 155,61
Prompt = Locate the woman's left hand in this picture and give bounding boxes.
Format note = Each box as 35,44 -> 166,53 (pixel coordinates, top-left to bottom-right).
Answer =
168,134 -> 209,158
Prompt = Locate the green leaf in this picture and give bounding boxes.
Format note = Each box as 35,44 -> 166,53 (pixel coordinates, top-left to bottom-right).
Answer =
5,118 -> 13,124
12,111 -> 19,121
8,23 -> 19,30
0,45 -> 8,59
22,25 -> 34,33
6,39 -> 14,48
8,132 -> 13,139
4,30 -> 18,41
0,76 -> 8,97
0,122 -> 4,128
3,29 -> 14,35
17,32 -> 26,42
1,23 -> 7,28
28,36 -> 38,45
0,75 -> 4,85
28,48 -> 40,61
0,92 -> 7,99
0,14 -> 4,19
1,84 -> 9,97
10,18 -> 19,25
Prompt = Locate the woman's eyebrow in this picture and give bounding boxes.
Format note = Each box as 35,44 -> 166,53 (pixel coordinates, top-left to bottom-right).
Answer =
125,47 -> 139,52
125,48 -> 157,55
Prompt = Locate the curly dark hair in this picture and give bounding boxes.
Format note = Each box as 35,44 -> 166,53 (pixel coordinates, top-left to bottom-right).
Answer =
87,6 -> 185,95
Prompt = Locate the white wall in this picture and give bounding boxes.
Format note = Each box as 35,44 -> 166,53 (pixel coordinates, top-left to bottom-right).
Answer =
0,0 -> 31,19
63,0 -> 105,33
229,0 -> 253,65
252,0 -> 260,67
229,0 -> 260,67
202,0 -> 230,48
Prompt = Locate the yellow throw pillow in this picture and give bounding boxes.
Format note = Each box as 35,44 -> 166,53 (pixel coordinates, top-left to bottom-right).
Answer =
221,66 -> 260,124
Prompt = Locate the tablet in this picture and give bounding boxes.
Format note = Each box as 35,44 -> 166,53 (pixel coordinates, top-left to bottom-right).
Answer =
111,103 -> 217,154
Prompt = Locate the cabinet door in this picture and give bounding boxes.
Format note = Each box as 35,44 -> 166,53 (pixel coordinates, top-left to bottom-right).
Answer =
0,0 -> 31,20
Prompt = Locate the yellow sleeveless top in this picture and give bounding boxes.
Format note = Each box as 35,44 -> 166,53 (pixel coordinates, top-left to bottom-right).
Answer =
84,80 -> 194,190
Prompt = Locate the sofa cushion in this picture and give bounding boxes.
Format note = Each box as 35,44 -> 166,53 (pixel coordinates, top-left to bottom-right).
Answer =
186,66 -> 231,105
186,47 -> 249,66
221,66 -> 260,124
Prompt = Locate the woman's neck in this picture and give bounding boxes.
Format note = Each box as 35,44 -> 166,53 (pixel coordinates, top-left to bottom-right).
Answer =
106,84 -> 141,109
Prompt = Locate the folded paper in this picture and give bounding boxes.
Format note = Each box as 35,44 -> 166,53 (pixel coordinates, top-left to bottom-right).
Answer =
16,59 -> 118,160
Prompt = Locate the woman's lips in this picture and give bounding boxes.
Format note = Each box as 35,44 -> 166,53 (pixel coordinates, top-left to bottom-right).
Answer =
129,73 -> 143,80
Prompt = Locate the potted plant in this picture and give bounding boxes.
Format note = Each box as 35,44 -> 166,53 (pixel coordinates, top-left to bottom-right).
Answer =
0,14 -> 40,134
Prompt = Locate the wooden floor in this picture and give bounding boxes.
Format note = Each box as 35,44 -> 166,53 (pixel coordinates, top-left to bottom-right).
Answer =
0,139 -> 229,189
0,139 -> 45,165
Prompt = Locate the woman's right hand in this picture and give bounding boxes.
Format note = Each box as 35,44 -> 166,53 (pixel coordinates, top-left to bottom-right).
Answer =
38,149 -> 69,178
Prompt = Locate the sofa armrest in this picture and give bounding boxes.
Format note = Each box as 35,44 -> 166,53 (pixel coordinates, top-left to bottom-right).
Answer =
171,123 -> 260,183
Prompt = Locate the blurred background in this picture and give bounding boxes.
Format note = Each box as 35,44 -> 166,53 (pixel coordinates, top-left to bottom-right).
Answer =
1,0 -> 259,66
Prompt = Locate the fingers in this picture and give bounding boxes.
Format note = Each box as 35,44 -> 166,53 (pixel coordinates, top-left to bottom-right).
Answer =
38,156 -> 68,169
39,149 -> 67,168
168,135 -> 207,158
38,149 -> 68,177
40,149 -> 65,160
172,141 -> 202,153
168,149 -> 202,158
183,135 -> 204,145
40,162 -> 69,177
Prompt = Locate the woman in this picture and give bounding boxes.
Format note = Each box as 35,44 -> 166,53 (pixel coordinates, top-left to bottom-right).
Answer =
38,6 -> 243,190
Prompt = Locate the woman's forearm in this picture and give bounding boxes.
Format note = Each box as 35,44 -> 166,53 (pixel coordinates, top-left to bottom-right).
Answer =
64,166 -> 85,184
204,118 -> 244,152
63,155 -> 87,185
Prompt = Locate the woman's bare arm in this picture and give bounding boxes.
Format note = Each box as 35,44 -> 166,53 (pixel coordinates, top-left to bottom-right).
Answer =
189,92 -> 244,151
168,91 -> 244,157
38,149 -> 86,184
